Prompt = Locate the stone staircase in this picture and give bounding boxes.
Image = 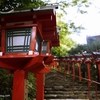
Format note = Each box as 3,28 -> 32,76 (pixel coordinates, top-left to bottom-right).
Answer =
44,69 -> 100,100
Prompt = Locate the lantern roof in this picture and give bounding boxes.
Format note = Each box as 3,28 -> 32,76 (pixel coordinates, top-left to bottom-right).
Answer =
0,4 -> 59,47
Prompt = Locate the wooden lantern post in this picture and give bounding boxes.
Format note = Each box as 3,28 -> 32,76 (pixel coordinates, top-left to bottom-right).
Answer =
0,5 -> 59,100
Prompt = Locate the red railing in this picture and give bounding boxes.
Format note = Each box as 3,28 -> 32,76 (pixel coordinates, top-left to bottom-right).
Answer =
53,52 -> 100,100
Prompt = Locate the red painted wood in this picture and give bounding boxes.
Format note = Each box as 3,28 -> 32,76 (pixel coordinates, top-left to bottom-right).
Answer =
2,24 -> 37,29
98,64 -> 100,82
42,26 -> 55,31
43,35 -> 58,40
24,56 -> 44,70
30,27 -> 37,51
1,28 -> 5,53
52,41 -> 60,46
42,20 -> 56,27
72,62 -> 75,79
38,67 -> 50,74
49,61 -> 55,66
64,61 -> 66,73
78,63 -> 82,82
30,63 -> 44,73
35,73 -> 44,100
87,63 -> 91,85
1,11 -> 54,23
12,70 -> 26,100
0,9 -> 59,47
0,56 -> 34,69
31,65 -> 50,74
0,60 -> 16,70
37,23 -> 43,40
30,62 -> 50,73
37,14 -> 52,21
68,62 -> 70,75
44,56 -> 54,65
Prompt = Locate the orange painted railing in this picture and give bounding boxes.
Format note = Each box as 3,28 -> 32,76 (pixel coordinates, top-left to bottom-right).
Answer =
53,52 -> 100,100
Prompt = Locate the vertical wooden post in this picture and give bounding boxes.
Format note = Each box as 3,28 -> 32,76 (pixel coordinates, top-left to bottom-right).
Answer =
72,62 -> 75,79
59,61 -> 61,71
78,63 -> 82,82
84,58 -> 91,100
84,57 -> 91,86
68,62 -> 70,75
12,70 -> 26,100
98,63 -> 100,82
64,61 -> 66,73
87,63 -> 91,85
56,60 -> 59,71
35,73 -> 44,100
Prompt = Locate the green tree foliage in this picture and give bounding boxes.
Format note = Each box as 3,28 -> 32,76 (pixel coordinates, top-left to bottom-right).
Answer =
58,0 -> 90,13
0,69 -> 13,99
68,40 -> 100,82
28,73 -> 36,100
69,39 -> 100,55
0,0 -> 47,11
0,69 -> 36,99
51,14 -> 76,56
86,40 -> 100,53
68,44 -> 87,55
56,0 -> 90,33
51,0 -> 91,56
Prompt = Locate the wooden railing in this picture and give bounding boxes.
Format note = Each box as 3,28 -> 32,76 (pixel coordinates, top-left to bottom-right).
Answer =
53,52 -> 100,100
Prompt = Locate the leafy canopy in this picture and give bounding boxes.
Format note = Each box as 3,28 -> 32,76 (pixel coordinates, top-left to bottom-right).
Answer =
51,13 -> 76,56
0,0 -> 47,11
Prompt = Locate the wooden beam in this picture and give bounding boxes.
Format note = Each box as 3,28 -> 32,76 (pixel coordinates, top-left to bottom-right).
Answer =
29,63 -> 50,74
23,56 -> 44,70
44,56 -> 54,65
0,60 -> 16,70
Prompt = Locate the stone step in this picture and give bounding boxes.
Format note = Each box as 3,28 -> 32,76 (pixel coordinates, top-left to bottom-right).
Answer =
45,94 -> 99,99
45,95 -> 100,99
45,87 -> 96,91
44,92 -> 100,99
45,70 -> 100,100
45,90 -> 100,94
45,91 -> 88,94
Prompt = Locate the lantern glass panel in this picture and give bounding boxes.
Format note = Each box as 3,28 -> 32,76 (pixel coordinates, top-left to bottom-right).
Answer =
35,34 -> 41,53
6,28 -> 31,52
42,41 -> 47,54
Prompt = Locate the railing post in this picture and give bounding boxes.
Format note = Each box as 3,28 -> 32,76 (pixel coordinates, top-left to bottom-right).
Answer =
58,57 -> 61,71
64,60 -> 66,73
93,52 -> 100,82
53,56 -> 59,70
70,55 -> 76,79
66,57 -> 70,75
75,54 -> 82,82
62,56 -> 66,73
78,63 -> 82,82
83,53 -> 92,85
83,53 -> 92,100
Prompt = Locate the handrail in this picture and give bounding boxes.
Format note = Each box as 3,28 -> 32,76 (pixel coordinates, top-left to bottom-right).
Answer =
53,52 -> 100,100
